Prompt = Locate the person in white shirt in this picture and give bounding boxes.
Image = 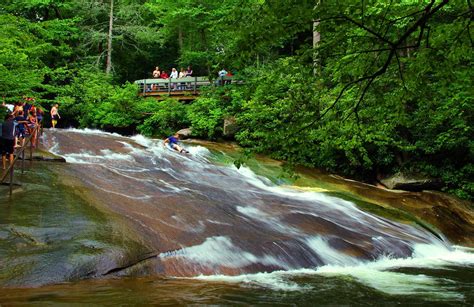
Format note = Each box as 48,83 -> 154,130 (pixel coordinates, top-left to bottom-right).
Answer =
170,68 -> 178,79
170,68 -> 178,90
217,69 -> 227,85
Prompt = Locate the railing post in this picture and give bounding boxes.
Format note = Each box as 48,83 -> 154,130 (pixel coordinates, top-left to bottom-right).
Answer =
168,78 -> 171,94
29,138 -> 33,166
194,76 -> 197,94
35,128 -> 39,148
9,164 -> 13,197
21,148 -> 24,174
143,80 -> 146,95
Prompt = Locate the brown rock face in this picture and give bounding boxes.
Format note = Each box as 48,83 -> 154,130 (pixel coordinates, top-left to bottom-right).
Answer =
40,129 -> 459,277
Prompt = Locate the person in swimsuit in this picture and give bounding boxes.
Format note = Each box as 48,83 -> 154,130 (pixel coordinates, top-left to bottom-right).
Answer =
51,104 -> 60,128
163,133 -> 189,153
1,114 -> 16,170
152,66 -> 161,78
14,110 -> 28,148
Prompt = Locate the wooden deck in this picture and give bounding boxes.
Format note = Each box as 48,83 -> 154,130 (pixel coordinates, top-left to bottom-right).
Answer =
135,76 -> 237,100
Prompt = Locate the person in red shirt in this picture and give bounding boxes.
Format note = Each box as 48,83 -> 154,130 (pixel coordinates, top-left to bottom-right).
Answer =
160,71 -> 169,79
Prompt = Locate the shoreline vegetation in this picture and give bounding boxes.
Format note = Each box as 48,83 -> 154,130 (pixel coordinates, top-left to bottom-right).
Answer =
0,1 -> 472,201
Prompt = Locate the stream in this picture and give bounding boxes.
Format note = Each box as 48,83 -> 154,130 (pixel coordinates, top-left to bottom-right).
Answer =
0,129 -> 473,304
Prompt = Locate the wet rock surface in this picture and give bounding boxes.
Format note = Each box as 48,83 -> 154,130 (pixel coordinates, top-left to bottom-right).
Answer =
0,163 -> 150,287
1,129 -> 472,288
38,130 -> 458,277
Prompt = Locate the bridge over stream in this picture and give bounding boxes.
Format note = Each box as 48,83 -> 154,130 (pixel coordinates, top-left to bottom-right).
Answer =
135,76 -> 239,101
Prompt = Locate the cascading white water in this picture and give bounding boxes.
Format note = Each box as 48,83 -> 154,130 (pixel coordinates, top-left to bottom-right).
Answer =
42,129 -> 474,298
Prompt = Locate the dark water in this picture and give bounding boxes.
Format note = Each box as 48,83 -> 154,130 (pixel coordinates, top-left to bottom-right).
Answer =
1,268 -> 473,305
0,129 -> 473,304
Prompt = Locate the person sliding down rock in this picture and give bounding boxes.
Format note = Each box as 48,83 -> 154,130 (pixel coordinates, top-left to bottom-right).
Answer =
163,133 -> 189,154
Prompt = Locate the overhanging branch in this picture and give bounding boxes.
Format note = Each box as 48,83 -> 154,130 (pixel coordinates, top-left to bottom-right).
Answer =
302,0 -> 449,130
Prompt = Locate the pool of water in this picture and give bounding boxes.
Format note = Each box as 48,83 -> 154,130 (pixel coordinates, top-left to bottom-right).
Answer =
1,267 -> 473,305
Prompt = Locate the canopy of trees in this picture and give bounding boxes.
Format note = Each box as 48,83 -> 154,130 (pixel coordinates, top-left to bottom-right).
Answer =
0,0 -> 472,200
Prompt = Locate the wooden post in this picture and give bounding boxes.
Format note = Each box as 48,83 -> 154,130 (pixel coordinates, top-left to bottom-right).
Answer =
29,139 -> 33,166
9,164 -> 13,197
194,76 -> 197,94
21,148 -> 24,174
143,80 -> 146,95
168,78 -> 171,94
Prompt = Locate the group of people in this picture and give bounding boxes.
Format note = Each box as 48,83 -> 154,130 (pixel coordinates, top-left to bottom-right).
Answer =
216,68 -> 233,85
152,66 -> 193,79
148,66 -> 194,92
0,97 -> 61,170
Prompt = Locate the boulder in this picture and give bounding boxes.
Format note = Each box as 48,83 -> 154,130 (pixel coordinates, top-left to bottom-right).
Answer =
176,128 -> 192,139
380,172 -> 443,192
223,116 -> 238,137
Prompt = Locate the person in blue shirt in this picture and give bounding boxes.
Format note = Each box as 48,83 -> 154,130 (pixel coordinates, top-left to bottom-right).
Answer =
163,133 -> 189,153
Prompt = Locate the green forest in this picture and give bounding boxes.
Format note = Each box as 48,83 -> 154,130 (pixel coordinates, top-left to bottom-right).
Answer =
0,0 -> 472,200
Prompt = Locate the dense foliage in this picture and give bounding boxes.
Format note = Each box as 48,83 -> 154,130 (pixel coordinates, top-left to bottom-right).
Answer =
0,0 -> 472,200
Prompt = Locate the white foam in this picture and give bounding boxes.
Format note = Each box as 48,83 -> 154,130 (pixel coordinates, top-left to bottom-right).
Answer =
236,206 -> 300,235
157,179 -> 191,193
206,219 -> 233,226
191,244 -> 473,298
57,149 -> 135,165
187,145 -> 211,156
130,134 -> 154,148
305,236 -> 360,266
236,206 -> 269,219
99,149 -> 135,161
96,187 -> 152,200
235,166 -> 356,213
62,128 -> 124,138
160,236 -> 283,269
194,272 -> 308,292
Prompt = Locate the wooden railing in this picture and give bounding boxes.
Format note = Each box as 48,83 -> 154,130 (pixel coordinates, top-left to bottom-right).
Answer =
134,76 -> 238,98
0,123 -> 41,197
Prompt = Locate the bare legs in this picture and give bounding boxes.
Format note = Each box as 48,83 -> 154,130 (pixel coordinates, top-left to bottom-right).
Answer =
2,154 -> 13,170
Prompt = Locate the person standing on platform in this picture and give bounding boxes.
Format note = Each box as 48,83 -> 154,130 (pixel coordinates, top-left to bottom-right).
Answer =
186,66 -> 193,77
178,68 -> 187,90
170,68 -> 178,90
152,66 -> 161,78
160,70 -> 169,79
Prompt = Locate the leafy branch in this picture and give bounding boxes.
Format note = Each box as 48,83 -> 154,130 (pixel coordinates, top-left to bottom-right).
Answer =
303,0 -> 449,130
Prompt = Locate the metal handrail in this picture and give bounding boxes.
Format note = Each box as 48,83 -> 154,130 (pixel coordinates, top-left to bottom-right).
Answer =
0,123 -> 41,196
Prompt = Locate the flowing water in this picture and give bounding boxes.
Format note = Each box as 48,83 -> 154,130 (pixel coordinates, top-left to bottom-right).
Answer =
0,129 -> 473,304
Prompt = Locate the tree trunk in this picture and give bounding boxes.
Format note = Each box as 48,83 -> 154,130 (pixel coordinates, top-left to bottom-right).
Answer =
312,1 -> 321,76
178,27 -> 183,52
105,0 -> 114,74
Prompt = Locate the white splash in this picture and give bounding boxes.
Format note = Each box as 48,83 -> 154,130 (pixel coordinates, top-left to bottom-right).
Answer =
160,236 -> 283,269
130,134 -> 154,148
236,206 -> 300,235
191,244 -> 474,299
305,236 -> 360,266
99,149 -> 135,161
62,127 -> 124,138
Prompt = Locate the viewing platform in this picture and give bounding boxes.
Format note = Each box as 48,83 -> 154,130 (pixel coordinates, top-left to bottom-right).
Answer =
135,76 -> 237,101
